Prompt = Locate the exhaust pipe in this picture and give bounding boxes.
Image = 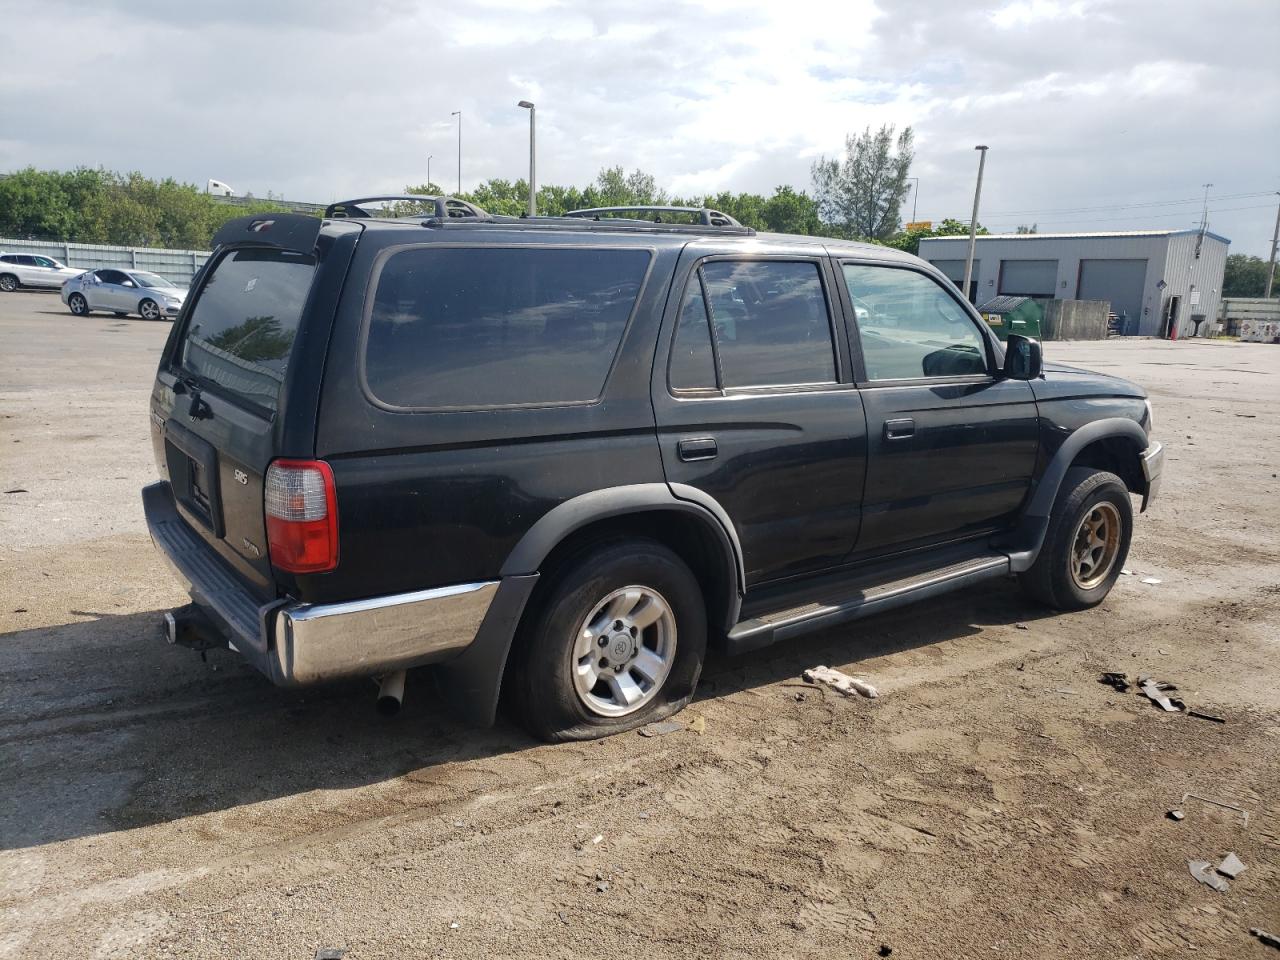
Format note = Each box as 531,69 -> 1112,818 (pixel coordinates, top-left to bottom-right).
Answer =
376,670 -> 406,716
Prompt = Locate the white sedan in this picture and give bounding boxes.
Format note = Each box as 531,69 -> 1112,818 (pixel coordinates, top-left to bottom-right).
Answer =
61,268 -> 187,320
0,253 -> 85,291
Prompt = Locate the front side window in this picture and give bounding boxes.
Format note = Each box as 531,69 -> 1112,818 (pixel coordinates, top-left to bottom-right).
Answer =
843,264 -> 988,381
132,271 -> 176,289
364,246 -> 650,409
699,260 -> 836,388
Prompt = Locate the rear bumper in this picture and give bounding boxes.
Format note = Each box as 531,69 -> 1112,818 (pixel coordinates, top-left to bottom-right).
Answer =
142,481 -> 497,685
1140,441 -> 1164,511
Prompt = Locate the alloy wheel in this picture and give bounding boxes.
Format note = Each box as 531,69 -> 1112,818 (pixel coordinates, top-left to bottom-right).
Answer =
1070,501 -> 1122,590
571,585 -> 677,717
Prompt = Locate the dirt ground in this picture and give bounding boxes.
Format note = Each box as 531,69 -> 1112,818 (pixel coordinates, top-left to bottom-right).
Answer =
1,289 -> 1277,959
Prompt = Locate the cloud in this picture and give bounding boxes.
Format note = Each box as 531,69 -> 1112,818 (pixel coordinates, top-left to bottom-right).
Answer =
1,0 -> 1277,253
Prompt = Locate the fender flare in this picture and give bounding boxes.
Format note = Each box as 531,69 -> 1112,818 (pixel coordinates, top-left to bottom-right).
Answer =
439,484 -> 745,727
1007,417 -> 1148,572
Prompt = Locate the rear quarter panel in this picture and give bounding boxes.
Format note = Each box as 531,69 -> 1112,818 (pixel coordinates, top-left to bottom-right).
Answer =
306,230 -> 680,605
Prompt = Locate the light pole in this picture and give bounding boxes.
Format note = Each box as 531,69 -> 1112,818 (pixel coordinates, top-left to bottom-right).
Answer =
427,155 -> 433,192
451,110 -> 462,194
1199,182 -> 1213,231
907,177 -> 920,223
518,100 -> 536,217
961,146 -> 988,304
1266,192 -> 1280,300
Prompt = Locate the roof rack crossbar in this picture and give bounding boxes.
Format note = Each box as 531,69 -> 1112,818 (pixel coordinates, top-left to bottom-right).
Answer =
324,194 -> 490,221
564,206 -> 742,227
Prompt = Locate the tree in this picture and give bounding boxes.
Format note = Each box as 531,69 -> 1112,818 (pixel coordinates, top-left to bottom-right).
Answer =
1016,223 -> 1038,234
1222,254 -> 1276,298
884,217 -> 982,256
810,125 -> 914,240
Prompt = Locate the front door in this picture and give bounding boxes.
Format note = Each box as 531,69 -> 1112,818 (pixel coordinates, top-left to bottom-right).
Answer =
652,249 -> 867,586
838,260 -> 1039,557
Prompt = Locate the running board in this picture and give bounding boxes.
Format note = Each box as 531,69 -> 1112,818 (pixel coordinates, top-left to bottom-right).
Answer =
725,552 -> 1010,656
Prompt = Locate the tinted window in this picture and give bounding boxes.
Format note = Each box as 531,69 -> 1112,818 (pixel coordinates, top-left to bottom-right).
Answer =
178,248 -> 316,413
701,260 -> 835,388
843,265 -> 988,380
365,246 -> 650,409
668,279 -> 716,391
98,269 -> 129,284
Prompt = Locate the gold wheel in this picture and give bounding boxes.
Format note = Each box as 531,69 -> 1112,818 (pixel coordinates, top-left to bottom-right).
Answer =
1070,501 -> 1122,590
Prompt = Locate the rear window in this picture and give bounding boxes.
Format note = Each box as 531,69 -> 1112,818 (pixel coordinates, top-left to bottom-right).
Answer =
178,248 -> 316,414
364,246 -> 651,409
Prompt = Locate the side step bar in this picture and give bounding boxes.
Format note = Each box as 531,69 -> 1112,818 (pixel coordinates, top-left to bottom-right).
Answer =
724,553 -> 1011,656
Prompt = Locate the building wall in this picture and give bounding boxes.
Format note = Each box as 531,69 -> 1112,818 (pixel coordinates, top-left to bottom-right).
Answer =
918,232 -> 1229,338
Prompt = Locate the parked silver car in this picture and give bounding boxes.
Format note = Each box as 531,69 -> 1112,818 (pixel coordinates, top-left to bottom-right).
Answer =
61,268 -> 187,320
0,253 -> 85,291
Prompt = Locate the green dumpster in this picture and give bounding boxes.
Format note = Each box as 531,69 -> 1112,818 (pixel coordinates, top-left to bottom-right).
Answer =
977,295 -> 1043,341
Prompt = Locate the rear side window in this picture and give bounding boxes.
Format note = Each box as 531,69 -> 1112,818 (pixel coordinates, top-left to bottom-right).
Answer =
679,260 -> 836,389
364,246 -> 651,409
178,248 -> 316,414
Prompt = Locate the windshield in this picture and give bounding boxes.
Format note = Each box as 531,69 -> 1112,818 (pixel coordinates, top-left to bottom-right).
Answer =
133,272 -> 177,289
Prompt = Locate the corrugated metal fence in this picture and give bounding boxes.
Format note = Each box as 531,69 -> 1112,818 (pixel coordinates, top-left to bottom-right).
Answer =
0,237 -> 210,286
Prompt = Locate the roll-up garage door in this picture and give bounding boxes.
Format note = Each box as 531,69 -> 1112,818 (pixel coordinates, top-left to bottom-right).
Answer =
1078,259 -> 1146,322
998,259 -> 1058,296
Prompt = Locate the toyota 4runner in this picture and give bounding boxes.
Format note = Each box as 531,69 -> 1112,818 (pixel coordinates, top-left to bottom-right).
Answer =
144,197 -> 1163,741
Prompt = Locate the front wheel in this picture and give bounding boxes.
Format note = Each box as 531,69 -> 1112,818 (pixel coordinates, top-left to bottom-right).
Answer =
68,293 -> 89,316
1019,467 -> 1132,611
138,299 -> 161,320
509,539 -> 707,742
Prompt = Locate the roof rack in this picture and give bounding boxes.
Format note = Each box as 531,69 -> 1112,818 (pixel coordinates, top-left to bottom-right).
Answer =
564,206 -> 743,227
324,194 -> 490,220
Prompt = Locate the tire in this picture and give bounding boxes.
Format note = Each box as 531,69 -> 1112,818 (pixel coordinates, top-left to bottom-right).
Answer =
0,274 -> 17,292
509,539 -> 707,742
1019,467 -> 1132,611
138,299 -> 161,321
68,293 -> 89,316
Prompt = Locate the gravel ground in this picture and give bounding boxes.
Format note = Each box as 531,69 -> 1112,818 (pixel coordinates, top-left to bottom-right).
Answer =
1,290 -> 1277,959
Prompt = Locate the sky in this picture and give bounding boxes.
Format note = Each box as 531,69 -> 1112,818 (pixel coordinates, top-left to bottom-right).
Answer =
2,0 -> 1278,254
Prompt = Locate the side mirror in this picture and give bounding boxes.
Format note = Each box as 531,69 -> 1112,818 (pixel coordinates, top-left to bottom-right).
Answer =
1003,334 -> 1042,380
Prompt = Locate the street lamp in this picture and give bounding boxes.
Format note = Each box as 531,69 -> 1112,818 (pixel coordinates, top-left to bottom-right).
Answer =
451,110 -> 462,194
518,100 -> 536,217
427,155 -> 433,191
961,146 -> 988,304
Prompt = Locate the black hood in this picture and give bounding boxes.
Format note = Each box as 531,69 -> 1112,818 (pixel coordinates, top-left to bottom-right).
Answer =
1031,360 -> 1146,402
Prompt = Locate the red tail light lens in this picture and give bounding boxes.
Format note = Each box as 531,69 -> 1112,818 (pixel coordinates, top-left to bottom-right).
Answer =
264,459 -> 338,573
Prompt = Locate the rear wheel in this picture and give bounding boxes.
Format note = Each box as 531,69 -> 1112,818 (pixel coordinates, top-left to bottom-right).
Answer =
138,299 -> 161,320
510,539 -> 707,741
0,274 -> 17,292
68,293 -> 89,316
1019,467 -> 1132,611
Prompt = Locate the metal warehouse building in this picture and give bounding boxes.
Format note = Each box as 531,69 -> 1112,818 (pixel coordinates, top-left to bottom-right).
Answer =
918,229 -> 1229,338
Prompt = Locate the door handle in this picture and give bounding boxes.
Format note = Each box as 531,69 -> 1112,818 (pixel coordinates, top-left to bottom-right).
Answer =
884,418 -> 915,440
678,437 -> 718,462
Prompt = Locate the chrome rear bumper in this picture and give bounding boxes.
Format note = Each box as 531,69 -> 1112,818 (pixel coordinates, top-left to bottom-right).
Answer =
143,481 -> 497,685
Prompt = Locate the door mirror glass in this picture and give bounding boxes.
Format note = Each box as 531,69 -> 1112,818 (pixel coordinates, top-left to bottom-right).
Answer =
1003,334 -> 1042,380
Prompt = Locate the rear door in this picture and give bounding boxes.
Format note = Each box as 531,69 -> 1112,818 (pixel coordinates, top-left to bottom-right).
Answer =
151,218 -> 351,597
652,247 -> 867,586
837,260 -> 1038,557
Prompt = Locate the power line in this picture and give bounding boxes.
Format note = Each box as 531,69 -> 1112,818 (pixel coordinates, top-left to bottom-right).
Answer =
982,201 -> 1277,230
982,190 -> 1275,218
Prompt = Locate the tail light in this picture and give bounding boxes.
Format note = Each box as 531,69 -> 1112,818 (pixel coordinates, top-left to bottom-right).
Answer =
264,459 -> 338,573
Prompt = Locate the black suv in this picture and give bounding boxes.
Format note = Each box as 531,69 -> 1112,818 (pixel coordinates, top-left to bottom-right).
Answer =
144,197 -> 1163,741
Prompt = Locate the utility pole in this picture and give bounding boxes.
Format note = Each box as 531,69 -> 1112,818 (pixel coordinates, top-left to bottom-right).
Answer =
1266,192 -> 1280,300
961,146 -> 988,304
451,110 -> 462,194
427,155 -> 433,191
518,100 -> 536,216
907,177 -> 920,223
1199,183 -> 1213,231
